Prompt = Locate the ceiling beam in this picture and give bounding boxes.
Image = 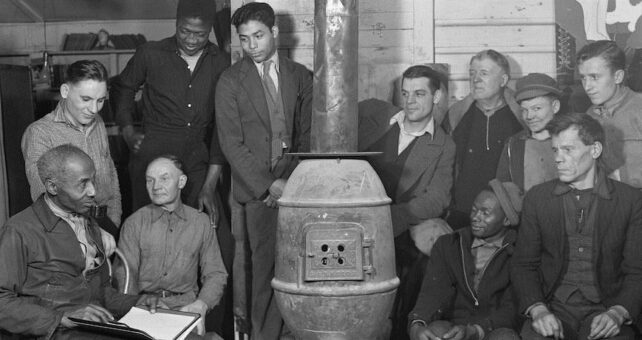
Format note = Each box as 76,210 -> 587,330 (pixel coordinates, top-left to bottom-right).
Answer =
10,0 -> 43,22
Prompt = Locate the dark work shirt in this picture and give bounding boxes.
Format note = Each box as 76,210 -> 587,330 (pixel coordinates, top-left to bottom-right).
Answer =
113,36 -> 229,164
453,104 -> 522,213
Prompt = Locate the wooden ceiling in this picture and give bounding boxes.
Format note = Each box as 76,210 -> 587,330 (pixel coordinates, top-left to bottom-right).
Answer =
0,0 -> 182,23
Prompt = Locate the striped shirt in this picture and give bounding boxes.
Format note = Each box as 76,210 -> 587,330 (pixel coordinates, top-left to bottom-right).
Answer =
21,100 -> 122,225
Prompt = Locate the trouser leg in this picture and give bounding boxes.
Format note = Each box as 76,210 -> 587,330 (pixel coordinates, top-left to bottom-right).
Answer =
246,201 -> 283,340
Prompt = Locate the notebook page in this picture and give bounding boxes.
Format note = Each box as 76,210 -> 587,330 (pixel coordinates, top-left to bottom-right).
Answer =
119,307 -> 198,340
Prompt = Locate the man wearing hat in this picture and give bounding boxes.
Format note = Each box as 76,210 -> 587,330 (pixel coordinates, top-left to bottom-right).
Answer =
512,112 -> 642,340
408,179 -> 523,340
496,73 -> 563,192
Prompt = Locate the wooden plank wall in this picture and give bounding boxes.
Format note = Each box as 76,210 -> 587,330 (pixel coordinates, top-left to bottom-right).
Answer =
229,0 -> 434,104
434,0 -> 557,103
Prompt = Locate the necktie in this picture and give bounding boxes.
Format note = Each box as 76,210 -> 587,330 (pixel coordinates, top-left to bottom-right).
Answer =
262,60 -> 278,103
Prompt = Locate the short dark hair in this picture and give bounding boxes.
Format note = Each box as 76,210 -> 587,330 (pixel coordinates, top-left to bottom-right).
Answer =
470,49 -> 511,78
64,60 -> 109,85
231,2 -> 275,30
402,65 -> 442,94
148,154 -> 186,174
176,0 -> 215,24
577,40 -> 626,72
545,112 -> 605,146
37,144 -> 92,185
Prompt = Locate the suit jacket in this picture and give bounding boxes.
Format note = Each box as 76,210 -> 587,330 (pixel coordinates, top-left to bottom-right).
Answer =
358,99 -> 455,236
215,55 -> 312,203
511,172 -> 642,317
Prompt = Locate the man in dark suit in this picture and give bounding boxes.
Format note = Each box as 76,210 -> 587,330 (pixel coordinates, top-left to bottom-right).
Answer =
358,65 -> 455,339
511,112 -> 642,340
215,3 -> 312,339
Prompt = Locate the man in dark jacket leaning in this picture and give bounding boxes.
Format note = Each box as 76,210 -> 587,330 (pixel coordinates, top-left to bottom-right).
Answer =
408,179 -> 523,340
511,112 -> 642,340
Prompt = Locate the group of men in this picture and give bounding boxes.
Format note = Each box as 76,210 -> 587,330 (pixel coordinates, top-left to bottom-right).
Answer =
0,0 -> 641,339
403,41 -> 642,340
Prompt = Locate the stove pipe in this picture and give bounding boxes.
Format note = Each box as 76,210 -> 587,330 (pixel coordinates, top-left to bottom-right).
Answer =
272,0 -> 399,339
310,0 -> 359,154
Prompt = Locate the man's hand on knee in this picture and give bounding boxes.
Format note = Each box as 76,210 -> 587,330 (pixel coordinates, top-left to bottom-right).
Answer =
530,304 -> 564,339
588,311 -> 622,340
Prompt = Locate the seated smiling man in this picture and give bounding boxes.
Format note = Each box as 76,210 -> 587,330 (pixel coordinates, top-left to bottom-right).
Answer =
408,179 -> 523,340
115,155 -> 227,338
0,144 -> 162,339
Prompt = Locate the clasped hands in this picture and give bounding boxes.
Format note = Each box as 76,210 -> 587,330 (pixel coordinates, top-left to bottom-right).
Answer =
410,321 -> 479,340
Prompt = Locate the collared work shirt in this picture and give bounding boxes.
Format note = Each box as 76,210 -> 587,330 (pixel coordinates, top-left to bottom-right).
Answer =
389,110 -> 434,154
471,236 -> 505,291
116,203 -> 227,309
21,101 -> 122,225
45,195 -> 102,275
114,36 -> 228,164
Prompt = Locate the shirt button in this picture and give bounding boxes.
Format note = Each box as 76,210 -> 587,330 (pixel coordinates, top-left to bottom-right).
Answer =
578,247 -> 584,252
163,272 -> 168,276
187,103 -> 192,108
188,84 -> 192,88
187,123 -> 191,127
170,229 -> 173,232
468,148 -> 473,153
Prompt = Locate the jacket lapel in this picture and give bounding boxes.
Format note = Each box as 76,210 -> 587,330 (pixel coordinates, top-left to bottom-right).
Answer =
396,131 -> 441,198
278,56 -> 297,135
239,57 -> 270,130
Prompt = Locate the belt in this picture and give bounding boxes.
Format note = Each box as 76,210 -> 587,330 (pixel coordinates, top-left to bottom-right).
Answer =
143,290 -> 182,298
89,205 -> 108,219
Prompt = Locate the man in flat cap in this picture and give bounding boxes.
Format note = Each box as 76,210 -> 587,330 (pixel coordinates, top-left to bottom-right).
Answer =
496,73 -> 563,192
512,112 -> 642,340
408,179 -> 523,340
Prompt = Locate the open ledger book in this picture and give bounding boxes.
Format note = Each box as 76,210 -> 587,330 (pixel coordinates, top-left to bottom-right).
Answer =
70,306 -> 200,340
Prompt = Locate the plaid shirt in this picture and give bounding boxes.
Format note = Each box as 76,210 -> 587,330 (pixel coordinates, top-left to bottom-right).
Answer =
21,101 -> 122,225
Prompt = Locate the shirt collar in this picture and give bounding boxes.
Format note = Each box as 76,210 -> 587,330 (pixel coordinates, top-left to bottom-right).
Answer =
552,168 -> 611,199
52,100 -> 97,134
150,201 -> 188,222
592,86 -> 628,118
471,235 -> 505,249
44,194 -> 84,221
170,36 -> 215,57
254,51 -> 280,76
389,110 -> 434,139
